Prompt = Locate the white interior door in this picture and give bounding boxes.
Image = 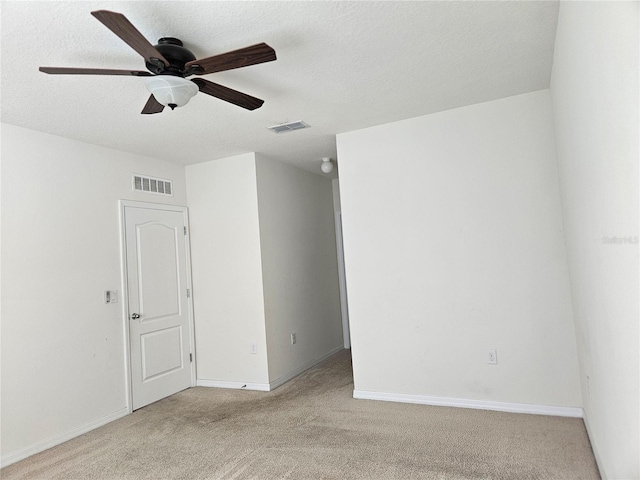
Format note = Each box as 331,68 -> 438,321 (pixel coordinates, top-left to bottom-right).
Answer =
124,204 -> 193,410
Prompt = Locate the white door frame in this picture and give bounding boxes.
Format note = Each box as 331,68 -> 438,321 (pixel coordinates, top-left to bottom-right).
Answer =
119,200 -> 197,413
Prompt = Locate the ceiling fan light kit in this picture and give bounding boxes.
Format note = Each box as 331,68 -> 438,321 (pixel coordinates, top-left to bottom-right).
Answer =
39,10 -> 277,114
145,76 -> 199,109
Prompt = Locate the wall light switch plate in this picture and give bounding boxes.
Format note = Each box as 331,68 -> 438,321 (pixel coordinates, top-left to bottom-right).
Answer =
104,290 -> 118,304
487,349 -> 498,365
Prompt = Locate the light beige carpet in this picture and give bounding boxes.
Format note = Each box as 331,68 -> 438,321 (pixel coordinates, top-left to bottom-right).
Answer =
2,350 -> 599,479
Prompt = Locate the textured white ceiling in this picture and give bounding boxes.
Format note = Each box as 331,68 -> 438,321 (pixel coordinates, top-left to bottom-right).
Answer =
1,1 -> 559,176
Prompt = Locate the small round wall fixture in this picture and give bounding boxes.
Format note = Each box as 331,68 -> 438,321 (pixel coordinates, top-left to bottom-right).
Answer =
320,157 -> 334,174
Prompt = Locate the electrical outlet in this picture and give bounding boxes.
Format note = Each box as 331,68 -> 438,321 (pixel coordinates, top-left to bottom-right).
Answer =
487,349 -> 498,365
249,343 -> 257,354
290,333 -> 296,345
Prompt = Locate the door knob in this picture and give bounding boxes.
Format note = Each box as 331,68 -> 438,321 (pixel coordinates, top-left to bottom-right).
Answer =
130,313 -> 140,320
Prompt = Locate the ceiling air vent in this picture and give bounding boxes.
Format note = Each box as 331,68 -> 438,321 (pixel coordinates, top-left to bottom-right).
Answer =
133,174 -> 173,196
267,121 -> 310,133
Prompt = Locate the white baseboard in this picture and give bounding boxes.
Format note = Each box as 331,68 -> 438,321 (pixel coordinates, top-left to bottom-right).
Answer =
196,346 -> 345,393
1,406 -> 129,468
269,345 -> 344,391
353,390 -> 584,418
196,379 -> 271,391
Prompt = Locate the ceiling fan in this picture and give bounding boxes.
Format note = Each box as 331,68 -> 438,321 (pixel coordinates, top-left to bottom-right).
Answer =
39,10 -> 277,114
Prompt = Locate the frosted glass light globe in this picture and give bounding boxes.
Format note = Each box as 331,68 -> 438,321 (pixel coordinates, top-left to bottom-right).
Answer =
321,158 -> 334,173
145,76 -> 198,109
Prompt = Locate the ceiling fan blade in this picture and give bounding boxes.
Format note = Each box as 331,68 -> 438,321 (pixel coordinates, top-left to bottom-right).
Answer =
192,79 -> 264,110
39,67 -> 152,76
141,95 -> 165,114
91,10 -> 169,68
185,43 -> 276,75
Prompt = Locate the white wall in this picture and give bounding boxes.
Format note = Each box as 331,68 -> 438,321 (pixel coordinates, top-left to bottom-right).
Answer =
185,153 -> 269,386
1,123 -> 187,464
332,178 -> 342,212
331,178 -> 351,349
550,2 -> 639,478
255,156 -> 343,384
337,90 -> 582,409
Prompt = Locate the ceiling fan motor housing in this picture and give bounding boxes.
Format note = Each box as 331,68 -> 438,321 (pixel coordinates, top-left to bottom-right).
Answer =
146,37 -> 197,76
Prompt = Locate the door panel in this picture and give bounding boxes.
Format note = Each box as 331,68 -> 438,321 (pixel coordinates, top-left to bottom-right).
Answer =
137,222 -> 180,321
124,206 -> 192,410
141,326 -> 184,380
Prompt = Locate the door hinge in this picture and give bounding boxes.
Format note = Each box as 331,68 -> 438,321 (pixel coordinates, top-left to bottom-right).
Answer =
186,288 -> 190,298
183,226 -> 187,235
190,353 -> 193,362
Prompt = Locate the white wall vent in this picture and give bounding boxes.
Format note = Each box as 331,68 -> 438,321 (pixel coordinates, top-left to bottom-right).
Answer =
132,174 -> 173,196
267,121 -> 310,133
